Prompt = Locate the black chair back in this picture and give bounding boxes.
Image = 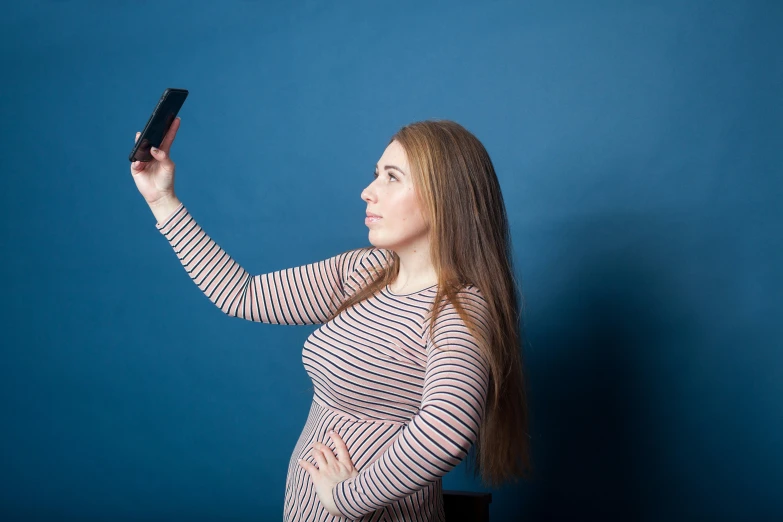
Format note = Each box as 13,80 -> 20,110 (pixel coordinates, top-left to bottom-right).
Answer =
443,490 -> 492,522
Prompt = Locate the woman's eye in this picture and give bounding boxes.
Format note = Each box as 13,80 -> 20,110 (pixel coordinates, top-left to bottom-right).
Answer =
373,172 -> 398,182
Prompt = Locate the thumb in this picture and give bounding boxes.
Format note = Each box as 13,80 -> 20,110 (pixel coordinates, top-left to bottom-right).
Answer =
149,147 -> 174,170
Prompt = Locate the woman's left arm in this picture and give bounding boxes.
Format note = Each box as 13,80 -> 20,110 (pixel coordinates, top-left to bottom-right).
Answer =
331,288 -> 492,518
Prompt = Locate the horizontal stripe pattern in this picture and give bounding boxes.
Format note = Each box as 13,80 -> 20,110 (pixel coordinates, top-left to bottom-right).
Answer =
330,290 -> 491,519
156,204 -> 491,521
156,203 -> 373,324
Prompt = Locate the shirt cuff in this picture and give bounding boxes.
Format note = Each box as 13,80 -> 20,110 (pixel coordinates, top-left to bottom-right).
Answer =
154,202 -> 187,233
332,479 -> 357,519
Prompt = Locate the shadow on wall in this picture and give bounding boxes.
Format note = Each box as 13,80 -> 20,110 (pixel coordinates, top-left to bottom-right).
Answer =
510,211 -> 692,522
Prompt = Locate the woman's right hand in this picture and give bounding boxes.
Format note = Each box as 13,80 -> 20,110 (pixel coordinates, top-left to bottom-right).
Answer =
130,117 -> 181,206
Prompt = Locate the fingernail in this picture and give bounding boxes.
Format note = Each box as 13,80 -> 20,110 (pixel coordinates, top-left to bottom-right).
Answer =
151,147 -> 159,153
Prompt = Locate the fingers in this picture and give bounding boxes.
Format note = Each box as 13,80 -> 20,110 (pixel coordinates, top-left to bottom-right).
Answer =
311,448 -> 327,470
130,143 -> 146,171
328,431 -> 352,464
298,458 -> 316,475
159,116 -> 181,153
132,133 -> 143,171
148,147 -> 175,172
312,442 -> 336,467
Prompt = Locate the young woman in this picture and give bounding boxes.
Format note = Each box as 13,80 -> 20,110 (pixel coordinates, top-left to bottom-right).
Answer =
131,117 -> 531,521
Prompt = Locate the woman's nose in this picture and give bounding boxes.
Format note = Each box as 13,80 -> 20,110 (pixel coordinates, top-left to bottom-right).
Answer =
361,185 -> 375,202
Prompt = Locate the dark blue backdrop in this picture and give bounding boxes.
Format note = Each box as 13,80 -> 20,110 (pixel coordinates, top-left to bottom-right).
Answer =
1,1 -> 780,520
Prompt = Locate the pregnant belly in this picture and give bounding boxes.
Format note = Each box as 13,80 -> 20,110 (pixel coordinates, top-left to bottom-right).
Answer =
293,398 -> 408,472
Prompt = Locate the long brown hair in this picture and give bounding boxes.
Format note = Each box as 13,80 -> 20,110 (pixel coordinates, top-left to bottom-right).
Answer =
330,119 -> 531,486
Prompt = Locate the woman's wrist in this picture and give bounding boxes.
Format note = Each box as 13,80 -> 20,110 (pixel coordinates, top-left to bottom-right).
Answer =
149,194 -> 182,225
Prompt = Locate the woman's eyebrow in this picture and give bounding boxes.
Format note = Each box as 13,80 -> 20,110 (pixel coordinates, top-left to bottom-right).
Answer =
375,164 -> 407,176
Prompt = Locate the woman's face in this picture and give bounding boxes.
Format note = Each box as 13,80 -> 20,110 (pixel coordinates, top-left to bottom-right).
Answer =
361,140 -> 429,252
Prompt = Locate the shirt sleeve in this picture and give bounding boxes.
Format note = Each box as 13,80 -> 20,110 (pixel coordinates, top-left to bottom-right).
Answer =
155,202 -> 375,325
331,286 -> 492,517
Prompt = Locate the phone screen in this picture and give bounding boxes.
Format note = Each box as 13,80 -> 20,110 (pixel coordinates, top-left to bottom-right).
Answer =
130,88 -> 188,162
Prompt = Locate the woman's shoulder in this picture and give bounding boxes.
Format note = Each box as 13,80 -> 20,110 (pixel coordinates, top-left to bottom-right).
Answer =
431,284 -> 491,333
426,284 -> 492,357
438,283 -> 488,310
332,246 -> 392,281
457,283 -> 485,301
456,284 -> 491,326
345,246 -> 393,269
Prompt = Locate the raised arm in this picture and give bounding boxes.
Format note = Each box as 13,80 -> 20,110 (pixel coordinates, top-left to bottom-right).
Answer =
155,202 -> 376,325
331,287 -> 492,517
129,120 -> 377,325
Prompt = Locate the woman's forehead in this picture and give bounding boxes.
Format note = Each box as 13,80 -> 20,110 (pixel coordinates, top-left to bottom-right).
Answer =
378,140 -> 409,169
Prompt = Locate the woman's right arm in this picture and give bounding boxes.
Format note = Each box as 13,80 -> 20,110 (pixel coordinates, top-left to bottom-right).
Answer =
130,119 -> 371,325
154,200 -> 369,325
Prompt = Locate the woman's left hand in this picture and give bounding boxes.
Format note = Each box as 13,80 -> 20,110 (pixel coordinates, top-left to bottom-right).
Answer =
298,430 -> 359,517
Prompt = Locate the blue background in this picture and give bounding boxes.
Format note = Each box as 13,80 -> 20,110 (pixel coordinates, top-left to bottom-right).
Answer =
1,1 -> 780,520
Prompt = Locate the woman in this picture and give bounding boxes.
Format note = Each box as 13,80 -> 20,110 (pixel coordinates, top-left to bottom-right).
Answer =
130,117 -> 531,521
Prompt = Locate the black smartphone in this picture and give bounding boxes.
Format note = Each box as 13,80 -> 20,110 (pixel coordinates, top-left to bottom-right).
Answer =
129,88 -> 188,162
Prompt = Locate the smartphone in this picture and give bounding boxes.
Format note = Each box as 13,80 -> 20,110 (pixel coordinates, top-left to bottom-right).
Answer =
129,88 -> 188,162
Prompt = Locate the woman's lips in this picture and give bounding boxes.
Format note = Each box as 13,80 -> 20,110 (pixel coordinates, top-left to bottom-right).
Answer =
366,211 -> 382,225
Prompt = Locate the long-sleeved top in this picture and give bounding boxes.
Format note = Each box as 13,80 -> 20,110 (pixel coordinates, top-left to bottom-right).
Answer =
156,203 -> 491,521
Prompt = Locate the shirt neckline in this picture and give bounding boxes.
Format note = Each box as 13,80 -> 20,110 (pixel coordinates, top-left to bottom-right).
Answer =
384,283 -> 438,297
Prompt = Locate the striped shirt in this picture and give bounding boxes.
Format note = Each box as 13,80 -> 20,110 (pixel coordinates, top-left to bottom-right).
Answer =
156,203 -> 491,521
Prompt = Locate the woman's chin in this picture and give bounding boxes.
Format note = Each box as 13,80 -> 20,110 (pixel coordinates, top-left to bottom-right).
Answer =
368,233 -> 392,250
